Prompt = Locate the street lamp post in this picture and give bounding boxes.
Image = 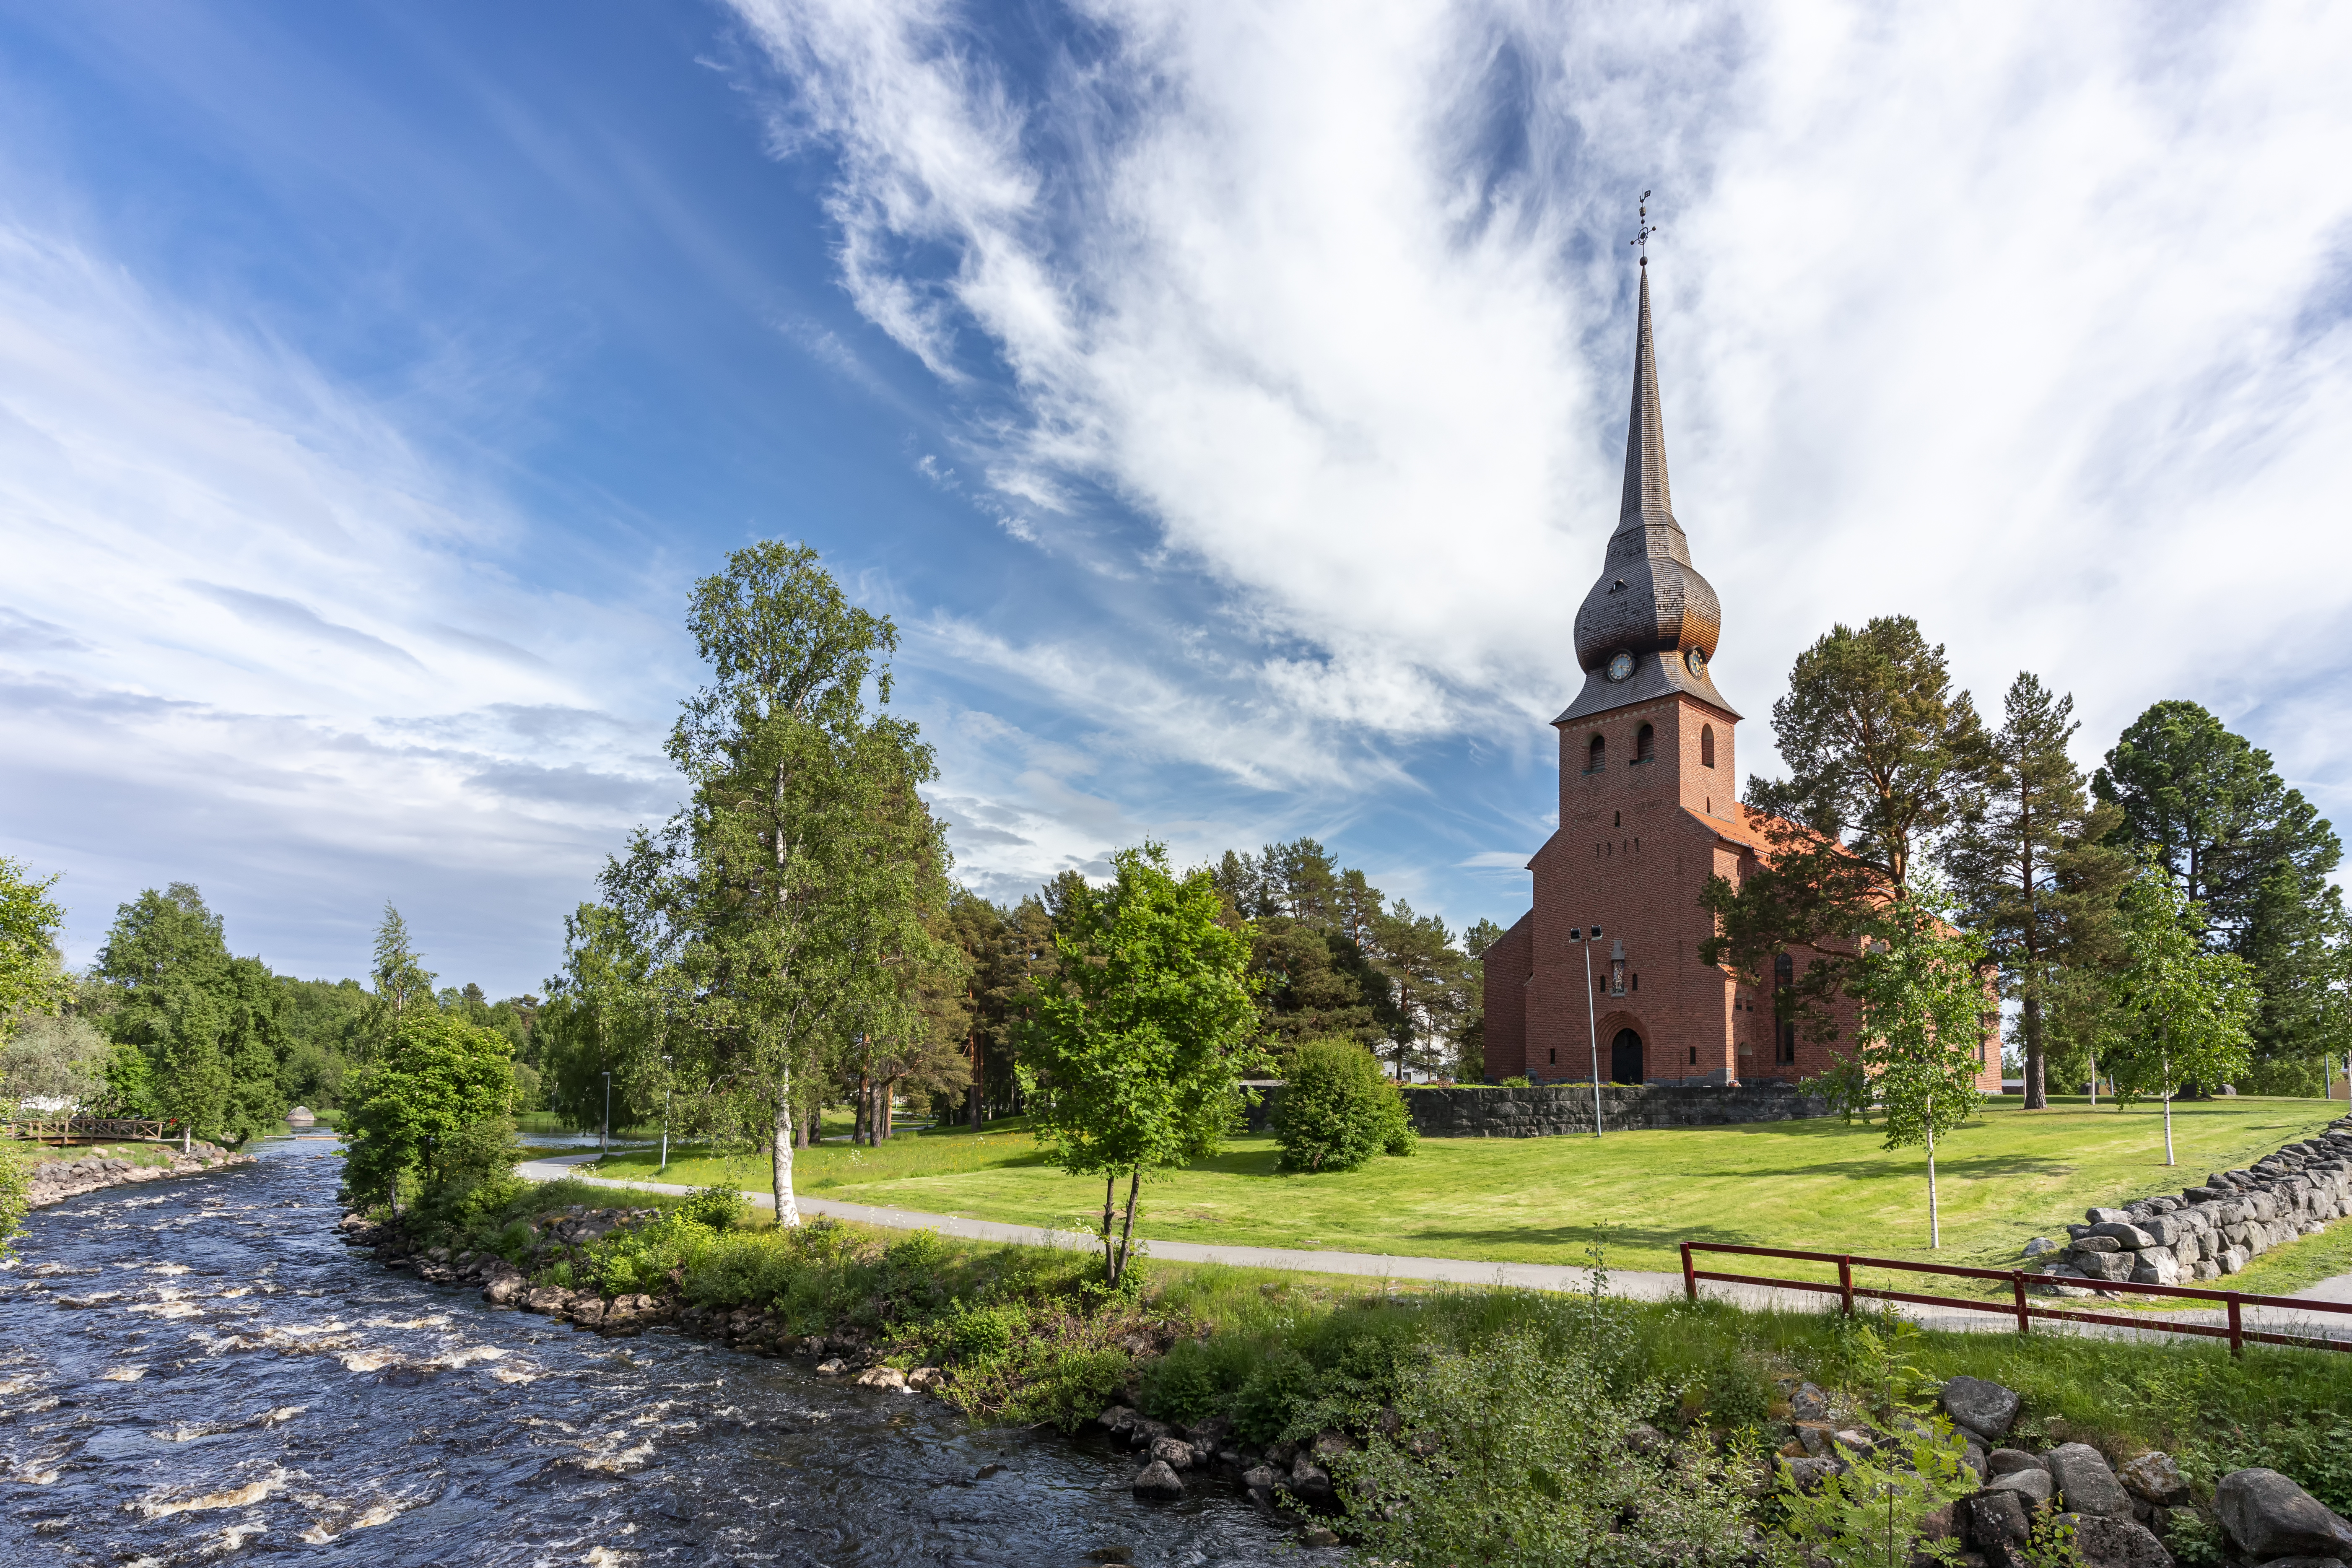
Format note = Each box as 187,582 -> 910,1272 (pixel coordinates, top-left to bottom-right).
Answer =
1576,927 -> 1604,1137
601,1070 -> 611,1155
660,1054 -> 673,1174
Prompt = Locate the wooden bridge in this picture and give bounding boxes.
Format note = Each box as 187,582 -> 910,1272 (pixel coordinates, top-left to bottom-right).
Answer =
2,1116 -> 186,1149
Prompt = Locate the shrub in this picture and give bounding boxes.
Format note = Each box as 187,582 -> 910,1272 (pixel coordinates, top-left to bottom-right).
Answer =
678,1184 -> 747,1231
1337,1327 -> 1767,1568
1270,1037 -> 1416,1173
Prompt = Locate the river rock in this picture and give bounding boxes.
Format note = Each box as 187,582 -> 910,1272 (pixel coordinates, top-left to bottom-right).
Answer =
482,1274 -> 527,1306
2217,1469 -> 2352,1561
523,1287 -> 571,1314
1288,1452 -> 1335,1510
2069,1512 -> 2176,1568
814,1357 -> 849,1378
854,1366 -> 908,1392
2048,1443 -> 2134,1520
906,1366 -> 945,1392
2117,1452 -> 2188,1508
1132,1459 -> 1184,1501
1241,1463 -> 1279,1497
1941,1376 -> 2022,1443
1986,1469 -> 2054,1506
1149,1436 -> 1196,1470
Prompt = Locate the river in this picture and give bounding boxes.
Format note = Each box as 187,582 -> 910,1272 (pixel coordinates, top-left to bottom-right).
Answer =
0,1134 -> 1304,1565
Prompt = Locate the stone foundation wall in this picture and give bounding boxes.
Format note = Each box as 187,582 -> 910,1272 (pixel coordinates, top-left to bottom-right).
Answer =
2038,1112 -> 2352,1289
1245,1082 -> 1832,1138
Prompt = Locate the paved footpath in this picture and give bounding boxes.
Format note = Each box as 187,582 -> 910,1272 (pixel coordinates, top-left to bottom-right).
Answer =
515,1153 -> 2352,1346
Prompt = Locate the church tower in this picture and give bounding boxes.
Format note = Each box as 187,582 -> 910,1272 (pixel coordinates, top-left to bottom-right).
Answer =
1481,260 -> 1780,1088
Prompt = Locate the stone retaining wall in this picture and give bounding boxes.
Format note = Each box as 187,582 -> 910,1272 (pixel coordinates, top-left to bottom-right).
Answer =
1245,1082 -> 1832,1138
2038,1112 -> 2352,1289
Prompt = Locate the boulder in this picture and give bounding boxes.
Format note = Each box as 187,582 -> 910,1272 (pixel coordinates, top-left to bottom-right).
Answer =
906,1366 -> 946,1392
522,1287 -> 571,1315
1288,1453 -> 1336,1510
1968,1489 -> 2032,1554
1790,1381 -> 1833,1421
814,1357 -> 849,1377
2129,1249 -> 2183,1287
1986,1469 -> 2054,1506
1780,1456 -> 1841,1494
482,1275 -> 527,1306
1942,1376 -> 2022,1443
2073,1236 -> 2124,1254
1149,1436 -> 1197,1470
2087,1207 -> 2135,1226
1131,1459 -> 1184,1501
853,1366 -> 908,1391
2069,1512 -> 2176,1568
2023,1236 -> 2057,1256
2090,1222 -> 2159,1250
2074,1250 -> 2138,1283
1241,1463 -> 1280,1495
2216,1469 -> 2352,1561
2116,1453 -> 2188,1508
1989,1449 -> 2047,1477
2048,1443 -> 2135,1521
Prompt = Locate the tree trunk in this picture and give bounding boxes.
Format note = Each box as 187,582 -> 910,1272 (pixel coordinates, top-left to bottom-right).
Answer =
771,1078 -> 800,1227
1925,1122 -> 1940,1249
1101,1176 -> 1116,1284
968,1030 -> 984,1132
880,1078 -> 895,1140
1113,1169 -> 1142,1285
2162,1044 -> 2176,1166
2021,992 -> 2048,1110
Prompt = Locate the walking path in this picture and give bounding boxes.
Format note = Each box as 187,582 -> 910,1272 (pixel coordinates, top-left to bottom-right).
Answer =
514,1153 -> 2352,1346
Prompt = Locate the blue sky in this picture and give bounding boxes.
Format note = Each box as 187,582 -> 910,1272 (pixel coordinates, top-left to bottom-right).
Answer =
3,1 -> 2349,998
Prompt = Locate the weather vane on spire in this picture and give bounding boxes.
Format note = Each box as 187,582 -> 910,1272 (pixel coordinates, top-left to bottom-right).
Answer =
1631,189 -> 1657,267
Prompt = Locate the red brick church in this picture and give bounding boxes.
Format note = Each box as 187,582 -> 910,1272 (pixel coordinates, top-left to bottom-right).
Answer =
1480,266 -> 1999,1096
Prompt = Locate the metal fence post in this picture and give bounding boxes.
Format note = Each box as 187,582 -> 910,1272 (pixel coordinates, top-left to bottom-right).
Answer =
2011,1272 -> 2030,1336
2227,1295 -> 2243,1358
1839,1256 -> 1854,1316
1681,1242 -> 1697,1302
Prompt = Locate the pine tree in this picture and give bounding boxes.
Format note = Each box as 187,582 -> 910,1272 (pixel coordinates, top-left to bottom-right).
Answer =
1946,673 -> 2095,1109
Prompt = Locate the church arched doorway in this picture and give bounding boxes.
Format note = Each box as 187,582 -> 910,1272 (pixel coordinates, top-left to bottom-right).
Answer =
1610,1028 -> 1644,1084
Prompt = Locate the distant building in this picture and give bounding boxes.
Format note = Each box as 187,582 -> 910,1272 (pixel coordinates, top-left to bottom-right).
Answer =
1481,263 -> 2000,1098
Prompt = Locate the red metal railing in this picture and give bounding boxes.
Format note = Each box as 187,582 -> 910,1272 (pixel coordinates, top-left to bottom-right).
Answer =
1680,1240 -> 2352,1358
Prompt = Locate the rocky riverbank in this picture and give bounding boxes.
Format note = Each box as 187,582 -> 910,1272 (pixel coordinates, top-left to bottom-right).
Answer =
25,1141 -> 254,1207
2035,1114 -> 2352,1290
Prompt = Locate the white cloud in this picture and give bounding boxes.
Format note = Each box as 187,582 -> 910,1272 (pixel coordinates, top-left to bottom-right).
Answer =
0,223 -> 685,988
727,0 -> 2352,844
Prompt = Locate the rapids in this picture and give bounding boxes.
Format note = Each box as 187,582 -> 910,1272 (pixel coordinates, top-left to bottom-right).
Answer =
0,1136 -> 1304,1565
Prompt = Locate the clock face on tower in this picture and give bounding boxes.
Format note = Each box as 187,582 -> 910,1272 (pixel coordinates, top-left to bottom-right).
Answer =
1606,651 -> 1635,682
1686,648 -> 1708,676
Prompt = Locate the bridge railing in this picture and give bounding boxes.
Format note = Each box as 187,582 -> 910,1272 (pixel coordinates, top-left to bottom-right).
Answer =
2,1115 -> 181,1145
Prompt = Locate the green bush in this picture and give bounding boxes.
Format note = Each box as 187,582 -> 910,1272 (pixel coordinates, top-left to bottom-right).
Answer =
678,1184 -> 747,1231
1270,1036 -> 1416,1173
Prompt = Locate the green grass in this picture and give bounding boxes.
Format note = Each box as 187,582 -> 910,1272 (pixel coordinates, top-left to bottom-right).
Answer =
596,1098 -> 2345,1285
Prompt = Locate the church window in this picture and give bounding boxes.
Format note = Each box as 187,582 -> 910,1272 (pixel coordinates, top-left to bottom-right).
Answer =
1778,1022 -> 1797,1065
1586,733 -> 1606,772
1631,973 -> 1638,991
1635,723 -> 1656,763
1700,725 -> 1716,768
1614,810 -> 1621,827
1549,1049 -> 1557,1065
1688,1046 -> 1698,1065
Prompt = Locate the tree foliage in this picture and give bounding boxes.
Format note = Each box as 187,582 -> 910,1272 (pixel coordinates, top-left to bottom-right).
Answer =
2098,864 -> 2259,1163
1944,673 -> 2103,1109
343,1009 -> 517,1215
2096,700 -> 2348,1091
1017,844 -> 1261,1284
0,856 -> 68,1032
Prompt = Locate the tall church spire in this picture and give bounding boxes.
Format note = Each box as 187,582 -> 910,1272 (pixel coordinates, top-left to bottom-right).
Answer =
1617,264 -> 1673,527
1555,250 -> 1737,726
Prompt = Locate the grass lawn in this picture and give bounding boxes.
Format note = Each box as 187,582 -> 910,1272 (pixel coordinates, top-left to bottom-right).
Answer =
590,1097 -> 2346,1285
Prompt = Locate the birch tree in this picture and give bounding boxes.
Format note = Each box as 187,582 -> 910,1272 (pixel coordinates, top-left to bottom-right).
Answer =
2100,864 -> 2259,1166
618,543 -> 949,1224
1811,880 -> 1991,1248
